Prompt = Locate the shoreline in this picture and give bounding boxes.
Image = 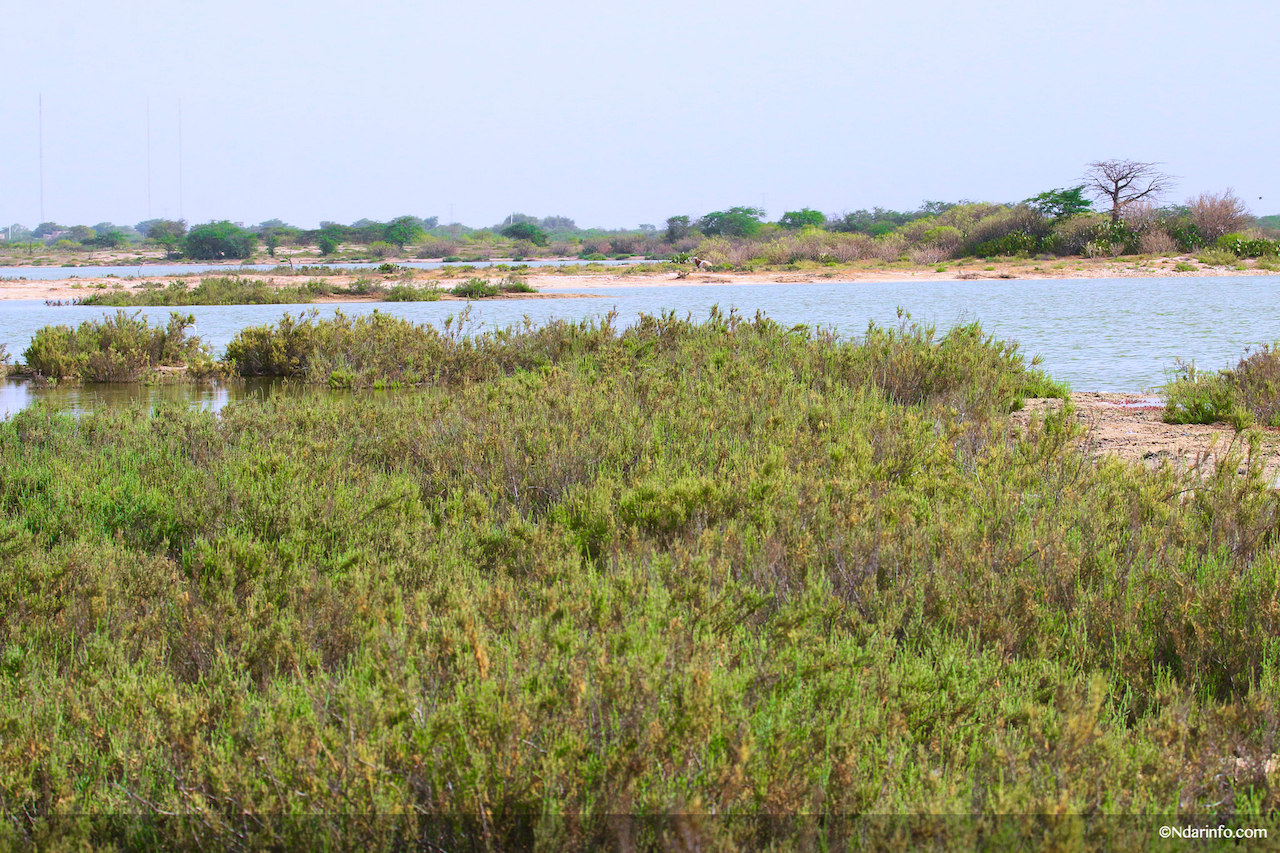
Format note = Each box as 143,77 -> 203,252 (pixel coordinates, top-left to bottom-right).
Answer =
2,254 -> 1278,302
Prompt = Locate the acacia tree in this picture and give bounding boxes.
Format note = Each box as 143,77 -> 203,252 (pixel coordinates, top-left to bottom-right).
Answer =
1083,160 -> 1175,224
778,208 -> 826,229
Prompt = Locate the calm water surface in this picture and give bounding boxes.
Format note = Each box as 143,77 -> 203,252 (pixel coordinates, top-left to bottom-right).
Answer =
3,275 -> 1278,416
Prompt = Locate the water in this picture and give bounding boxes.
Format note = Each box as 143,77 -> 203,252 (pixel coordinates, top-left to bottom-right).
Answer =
0,258 -> 652,281
3,275 -> 1279,417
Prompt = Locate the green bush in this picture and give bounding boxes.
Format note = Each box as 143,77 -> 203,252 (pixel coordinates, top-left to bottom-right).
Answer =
450,278 -> 500,298
21,310 -> 216,381
385,284 -> 442,302
1197,248 -> 1238,266
1216,233 -> 1277,258
1163,360 -> 1252,429
498,276 -> 536,293
972,230 -> 1038,257
81,277 -> 314,307
1169,345 -> 1280,429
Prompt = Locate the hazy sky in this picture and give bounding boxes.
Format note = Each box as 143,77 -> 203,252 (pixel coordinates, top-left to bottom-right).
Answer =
2,0 -> 1275,230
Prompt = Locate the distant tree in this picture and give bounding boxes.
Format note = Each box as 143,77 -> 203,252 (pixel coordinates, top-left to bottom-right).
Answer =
540,215 -> 578,232
637,223 -> 656,233
1083,160 -> 1176,224
83,230 -> 127,249
32,222 -> 65,239
186,221 -> 256,260
697,207 -> 765,238
500,221 -> 549,246
1025,186 -> 1093,220
918,200 -> 957,216
257,219 -> 287,229
265,234 -> 280,257
421,216 -> 439,230
147,219 -> 188,259
66,226 -> 97,243
384,215 -> 427,249
1186,189 -> 1252,243
664,216 -> 692,242
317,228 -> 342,255
778,208 -> 826,229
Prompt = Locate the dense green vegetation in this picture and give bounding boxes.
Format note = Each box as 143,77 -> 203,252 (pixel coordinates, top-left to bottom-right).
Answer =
4,311 -> 1280,849
1164,345 -> 1280,428
5,168 -> 1278,270
76,276 -> 502,308
20,310 -> 218,381
82,277 -> 318,307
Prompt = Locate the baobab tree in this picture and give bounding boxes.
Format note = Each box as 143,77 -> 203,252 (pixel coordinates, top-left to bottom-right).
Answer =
1083,159 -> 1176,224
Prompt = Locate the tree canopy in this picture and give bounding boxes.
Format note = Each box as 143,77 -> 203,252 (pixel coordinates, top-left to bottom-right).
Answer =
778,208 -> 826,230
1024,187 -> 1093,220
500,221 -> 549,246
697,207 -> 765,238
186,221 -> 256,260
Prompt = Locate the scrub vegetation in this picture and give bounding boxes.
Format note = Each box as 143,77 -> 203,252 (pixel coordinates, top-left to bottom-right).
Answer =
19,310 -> 219,382
4,163 -> 1278,272
1164,345 -> 1280,428
4,310 -> 1280,849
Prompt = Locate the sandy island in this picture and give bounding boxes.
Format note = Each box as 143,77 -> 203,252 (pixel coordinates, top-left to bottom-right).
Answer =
2,253 -> 1278,303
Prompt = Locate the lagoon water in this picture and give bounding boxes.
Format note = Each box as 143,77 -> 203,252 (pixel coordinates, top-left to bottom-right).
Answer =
3,274 -> 1279,416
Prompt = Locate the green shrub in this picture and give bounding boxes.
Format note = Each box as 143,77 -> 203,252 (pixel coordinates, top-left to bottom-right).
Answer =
1216,233 -> 1277,258
1197,248 -> 1238,266
450,278 -> 500,298
1163,346 -> 1280,430
82,277 -> 314,307
972,230 -> 1037,257
1174,261 -> 1196,272
385,283 -> 441,302
498,277 -> 536,293
1163,360 -> 1252,429
21,310 -> 215,381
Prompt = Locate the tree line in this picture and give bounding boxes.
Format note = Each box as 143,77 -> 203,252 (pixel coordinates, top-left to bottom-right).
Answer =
3,161 -> 1273,263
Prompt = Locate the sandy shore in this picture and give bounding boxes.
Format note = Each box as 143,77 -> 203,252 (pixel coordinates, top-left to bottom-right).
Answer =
1017,393 -> 1280,486
3,254 -> 1278,302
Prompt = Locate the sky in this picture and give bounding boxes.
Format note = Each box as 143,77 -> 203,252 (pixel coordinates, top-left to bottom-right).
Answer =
1,0 -> 1275,231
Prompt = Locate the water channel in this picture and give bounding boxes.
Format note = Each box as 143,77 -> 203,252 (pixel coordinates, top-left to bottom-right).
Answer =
2,275 -> 1278,416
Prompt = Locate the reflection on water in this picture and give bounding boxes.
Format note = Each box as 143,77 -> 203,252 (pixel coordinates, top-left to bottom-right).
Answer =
0,378 -> 288,419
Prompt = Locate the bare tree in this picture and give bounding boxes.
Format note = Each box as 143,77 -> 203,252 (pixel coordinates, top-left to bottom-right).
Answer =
1083,160 -> 1176,224
1186,189 -> 1252,243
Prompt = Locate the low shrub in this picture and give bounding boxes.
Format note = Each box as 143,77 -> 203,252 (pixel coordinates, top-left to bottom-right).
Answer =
1164,346 -> 1280,428
1163,360 -> 1252,429
81,277 -> 314,307
1197,248 -> 1238,266
385,284 -> 442,302
21,310 -> 216,381
498,277 -> 536,293
1216,233 -> 1278,258
450,278 -> 500,298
